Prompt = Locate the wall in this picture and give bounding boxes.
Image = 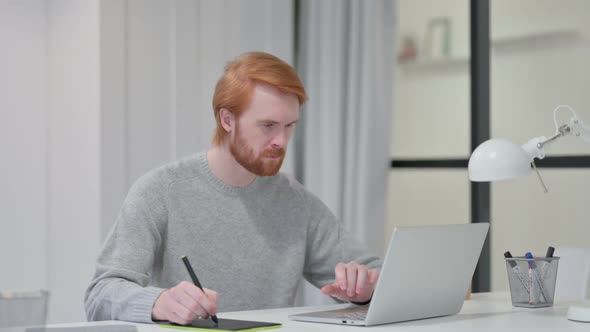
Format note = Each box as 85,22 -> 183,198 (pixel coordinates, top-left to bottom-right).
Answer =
388,0 -> 471,248
392,0 -> 470,159
0,0 -> 48,293
390,0 -> 590,292
101,0 -> 295,234
490,0 -> 590,291
1,0 -> 294,323
46,0 -> 102,322
0,0 -> 102,322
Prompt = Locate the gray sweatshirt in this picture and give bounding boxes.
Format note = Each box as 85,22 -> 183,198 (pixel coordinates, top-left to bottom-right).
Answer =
84,152 -> 381,323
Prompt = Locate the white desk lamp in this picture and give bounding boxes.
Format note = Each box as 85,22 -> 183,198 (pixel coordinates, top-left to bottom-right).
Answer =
468,105 -> 590,322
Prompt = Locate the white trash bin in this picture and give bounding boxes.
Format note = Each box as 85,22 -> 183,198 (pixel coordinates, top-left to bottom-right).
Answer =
0,290 -> 49,332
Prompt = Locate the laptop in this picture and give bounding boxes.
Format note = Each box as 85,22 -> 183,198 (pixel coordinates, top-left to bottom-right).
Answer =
289,223 -> 489,326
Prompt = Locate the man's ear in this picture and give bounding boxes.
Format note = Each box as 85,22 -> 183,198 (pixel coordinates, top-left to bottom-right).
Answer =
219,108 -> 235,133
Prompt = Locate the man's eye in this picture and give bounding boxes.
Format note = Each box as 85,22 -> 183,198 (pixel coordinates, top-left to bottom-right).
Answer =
264,123 -> 274,128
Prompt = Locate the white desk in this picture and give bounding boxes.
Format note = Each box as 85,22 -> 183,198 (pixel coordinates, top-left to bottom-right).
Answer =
47,293 -> 589,331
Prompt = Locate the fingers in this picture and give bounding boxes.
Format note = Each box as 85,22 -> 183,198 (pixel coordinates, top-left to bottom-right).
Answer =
337,261 -> 361,297
334,263 -> 347,290
202,288 -> 218,315
320,283 -> 339,295
327,262 -> 380,302
171,283 -> 210,319
154,287 -> 201,325
152,281 -> 218,325
321,282 -> 348,301
346,262 -> 358,297
368,268 -> 379,284
182,283 -> 217,316
170,303 -> 200,325
179,287 -> 212,318
356,265 -> 368,295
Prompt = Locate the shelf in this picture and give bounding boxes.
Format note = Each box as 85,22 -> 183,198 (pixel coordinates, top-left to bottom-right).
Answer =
492,29 -> 582,51
398,56 -> 469,72
398,29 -> 583,71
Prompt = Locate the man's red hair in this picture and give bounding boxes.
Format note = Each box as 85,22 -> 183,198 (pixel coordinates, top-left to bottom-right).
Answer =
212,52 -> 307,145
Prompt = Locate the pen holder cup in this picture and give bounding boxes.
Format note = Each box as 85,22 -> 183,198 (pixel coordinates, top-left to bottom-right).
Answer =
505,257 -> 559,308
0,290 -> 48,331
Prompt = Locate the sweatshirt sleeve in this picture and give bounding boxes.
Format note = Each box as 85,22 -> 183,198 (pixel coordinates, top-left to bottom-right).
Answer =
84,172 -> 168,323
302,192 -> 382,290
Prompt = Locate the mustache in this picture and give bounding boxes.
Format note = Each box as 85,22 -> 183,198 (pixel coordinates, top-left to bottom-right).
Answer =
262,147 -> 285,158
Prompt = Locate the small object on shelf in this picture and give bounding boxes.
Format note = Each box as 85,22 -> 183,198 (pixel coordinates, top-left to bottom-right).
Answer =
425,17 -> 452,59
398,36 -> 417,62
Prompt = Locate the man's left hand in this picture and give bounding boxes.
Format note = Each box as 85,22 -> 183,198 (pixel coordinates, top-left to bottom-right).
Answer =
320,261 -> 379,303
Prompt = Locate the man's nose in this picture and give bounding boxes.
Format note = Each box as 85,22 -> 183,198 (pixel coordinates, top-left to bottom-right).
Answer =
270,130 -> 289,149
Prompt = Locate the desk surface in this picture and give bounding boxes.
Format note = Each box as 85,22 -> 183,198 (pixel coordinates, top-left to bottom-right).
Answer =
50,293 -> 589,331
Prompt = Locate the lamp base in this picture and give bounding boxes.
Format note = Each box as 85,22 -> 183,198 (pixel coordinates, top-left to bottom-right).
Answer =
567,302 -> 590,322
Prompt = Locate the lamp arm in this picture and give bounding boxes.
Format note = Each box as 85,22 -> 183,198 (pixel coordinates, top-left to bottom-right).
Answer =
537,124 -> 572,149
570,117 -> 590,144
523,105 -> 590,160
521,136 -> 551,193
547,104 -> 590,145
521,136 -> 548,161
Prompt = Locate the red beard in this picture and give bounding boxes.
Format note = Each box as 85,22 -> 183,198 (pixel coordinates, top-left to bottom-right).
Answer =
229,126 -> 285,176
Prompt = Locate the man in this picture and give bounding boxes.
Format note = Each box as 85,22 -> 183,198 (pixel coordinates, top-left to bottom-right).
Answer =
85,52 -> 381,325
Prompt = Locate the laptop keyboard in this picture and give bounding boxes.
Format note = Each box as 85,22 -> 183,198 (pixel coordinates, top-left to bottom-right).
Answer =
336,309 -> 368,320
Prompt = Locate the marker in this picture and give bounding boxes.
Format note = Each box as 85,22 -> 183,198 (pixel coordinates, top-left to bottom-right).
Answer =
545,246 -> 555,258
525,252 -> 550,304
524,252 -> 536,304
540,246 -> 555,283
181,256 -> 219,325
504,251 -> 530,295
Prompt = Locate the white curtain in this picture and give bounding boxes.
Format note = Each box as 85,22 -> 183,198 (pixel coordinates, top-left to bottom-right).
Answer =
294,0 -> 396,305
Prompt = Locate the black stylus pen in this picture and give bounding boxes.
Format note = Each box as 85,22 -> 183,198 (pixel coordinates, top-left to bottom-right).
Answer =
181,256 -> 219,325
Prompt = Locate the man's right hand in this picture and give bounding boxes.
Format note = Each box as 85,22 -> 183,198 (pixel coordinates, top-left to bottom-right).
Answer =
152,281 -> 218,325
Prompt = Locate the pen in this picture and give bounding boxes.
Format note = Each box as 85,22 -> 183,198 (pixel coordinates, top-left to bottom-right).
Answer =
181,256 -> 219,325
525,252 -> 550,304
504,251 -> 530,295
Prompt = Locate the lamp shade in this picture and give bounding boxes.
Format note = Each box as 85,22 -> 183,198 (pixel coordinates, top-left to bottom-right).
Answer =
468,138 -> 532,181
